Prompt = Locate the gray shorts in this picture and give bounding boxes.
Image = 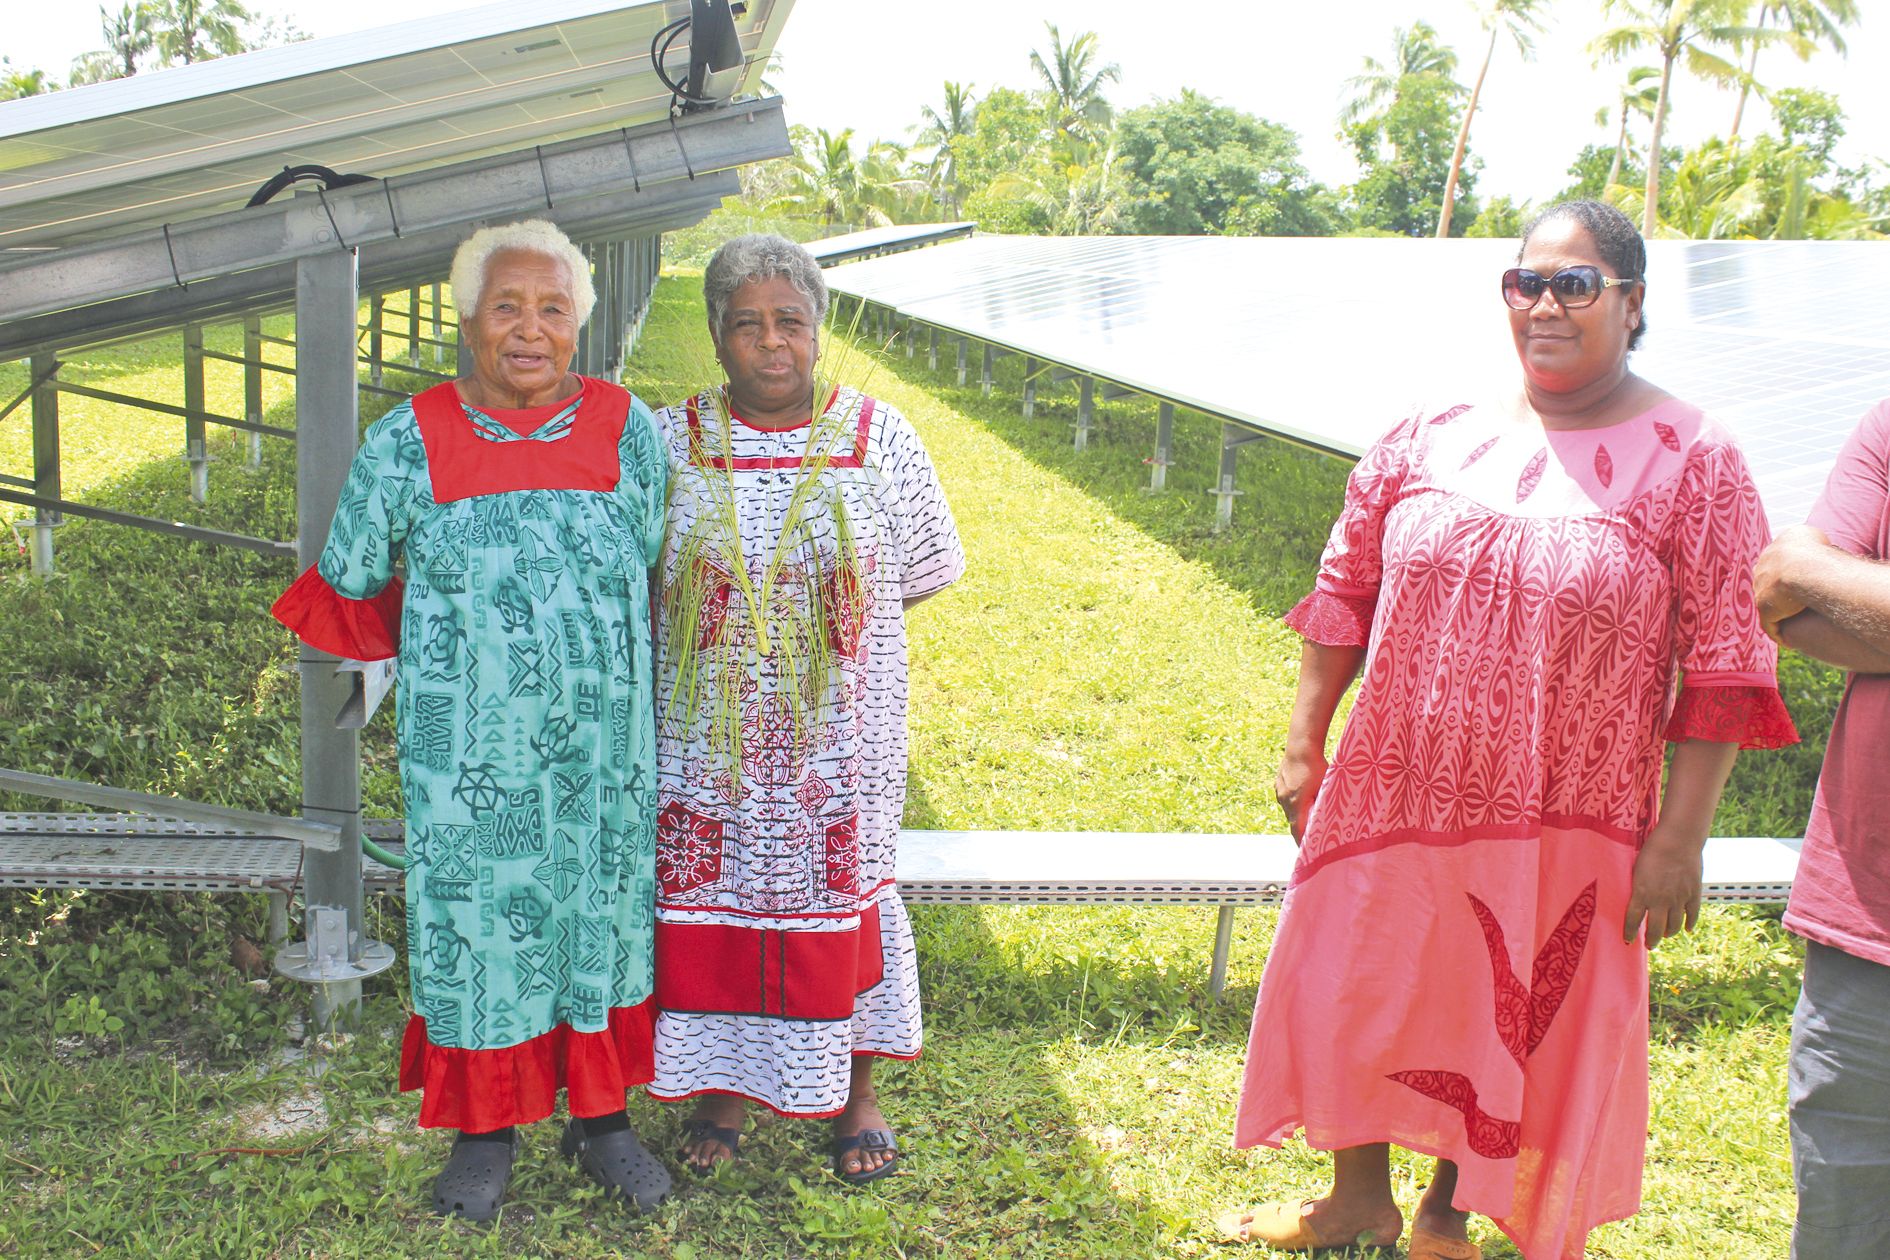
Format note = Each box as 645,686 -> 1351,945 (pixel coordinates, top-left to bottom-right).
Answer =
1791,939 -> 1890,1260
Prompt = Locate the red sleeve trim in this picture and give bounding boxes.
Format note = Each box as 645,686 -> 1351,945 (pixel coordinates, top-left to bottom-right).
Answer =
1665,685 -> 1800,750
271,565 -> 403,661
1283,588 -> 1376,647
399,1000 -> 655,1130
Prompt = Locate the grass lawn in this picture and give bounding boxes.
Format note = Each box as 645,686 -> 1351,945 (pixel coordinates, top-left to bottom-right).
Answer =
0,277 -> 1838,1258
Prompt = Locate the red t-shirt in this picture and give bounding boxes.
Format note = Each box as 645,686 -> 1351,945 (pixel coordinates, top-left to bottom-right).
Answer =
1784,399 -> 1890,966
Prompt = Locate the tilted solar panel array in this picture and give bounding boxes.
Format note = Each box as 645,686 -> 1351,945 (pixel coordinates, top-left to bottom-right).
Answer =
824,234 -> 1890,528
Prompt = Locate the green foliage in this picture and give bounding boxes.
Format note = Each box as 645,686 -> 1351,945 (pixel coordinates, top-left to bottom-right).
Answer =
1345,67 -> 1479,237
1770,87 -> 1845,171
1114,91 -> 1333,237
1464,194 -> 1529,238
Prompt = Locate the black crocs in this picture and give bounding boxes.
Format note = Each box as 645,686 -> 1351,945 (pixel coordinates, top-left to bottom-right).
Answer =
561,1117 -> 673,1211
431,1129 -> 518,1222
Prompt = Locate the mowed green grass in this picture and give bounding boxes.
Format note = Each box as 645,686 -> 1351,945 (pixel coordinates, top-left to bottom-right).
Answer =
0,277 -> 1828,1257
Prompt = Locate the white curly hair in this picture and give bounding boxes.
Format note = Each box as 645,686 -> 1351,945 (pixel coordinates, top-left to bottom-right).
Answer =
449,219 -> 596,326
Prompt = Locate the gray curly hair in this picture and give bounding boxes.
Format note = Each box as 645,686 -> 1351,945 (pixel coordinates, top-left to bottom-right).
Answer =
703,234 -> 829,338
449,219 -> 596,326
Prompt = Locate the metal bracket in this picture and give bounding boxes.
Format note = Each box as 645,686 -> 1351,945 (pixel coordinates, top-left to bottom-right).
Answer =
335,658 -> 397,730
274,905 -> 397,983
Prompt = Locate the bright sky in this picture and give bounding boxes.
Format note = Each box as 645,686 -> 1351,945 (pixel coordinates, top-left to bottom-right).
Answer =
10,0 -> 1888,204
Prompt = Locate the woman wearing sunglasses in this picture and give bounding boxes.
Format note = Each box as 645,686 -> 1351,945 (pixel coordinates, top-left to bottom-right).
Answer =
1219,200 -> 1796,1258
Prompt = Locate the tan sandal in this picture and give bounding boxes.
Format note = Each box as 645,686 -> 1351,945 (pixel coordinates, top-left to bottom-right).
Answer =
1407,1225 -> 1482,1260
1213,1200 -> 1402,1249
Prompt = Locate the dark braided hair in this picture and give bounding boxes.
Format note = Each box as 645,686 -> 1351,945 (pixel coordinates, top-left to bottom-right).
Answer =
1519,200 -> 1648,350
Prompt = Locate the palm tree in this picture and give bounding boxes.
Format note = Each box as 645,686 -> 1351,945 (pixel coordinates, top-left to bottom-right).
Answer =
153,0 -> 253,66
1341,22 -> 1459,128
777,128 -> 928,230
1728,0 -> 1857,141
71,4 -> 158,85
1591,0 -> 1800,236
916,81 -> 977,216
1599,65 -> 1663,191
1437,0 -> 1548,237
1028,24 -> 1119,145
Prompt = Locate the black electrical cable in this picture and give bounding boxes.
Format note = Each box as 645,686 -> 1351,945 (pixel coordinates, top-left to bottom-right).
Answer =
245,163 -> 374,208
649,15 -> 723,107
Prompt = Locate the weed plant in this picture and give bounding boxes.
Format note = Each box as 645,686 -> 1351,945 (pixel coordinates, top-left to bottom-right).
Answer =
0,281 -> 1836,1257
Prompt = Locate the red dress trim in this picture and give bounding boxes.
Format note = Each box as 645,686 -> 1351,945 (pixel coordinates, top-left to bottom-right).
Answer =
653,902 -> 884,1021
686,389 -> 869,470
399,1000 -> 656,1130
271,565 -> 402,661
1665,685 -> 1800,750
1283,587 -> 1377,647
412,376 -> 630,503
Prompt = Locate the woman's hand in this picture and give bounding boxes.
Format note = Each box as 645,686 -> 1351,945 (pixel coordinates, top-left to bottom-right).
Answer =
1275,742 -> 1329,845
1624,821 -> 1705,948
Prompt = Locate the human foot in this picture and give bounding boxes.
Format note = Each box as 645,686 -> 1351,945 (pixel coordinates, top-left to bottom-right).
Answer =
1410,1191 -> 1477,1258
831,1091 -> 898,1184
1212,1197 -> 1402,1249
679,1095 -> 745,1173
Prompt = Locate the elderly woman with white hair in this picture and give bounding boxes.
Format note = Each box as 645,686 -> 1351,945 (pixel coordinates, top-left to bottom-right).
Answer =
272,219 -> 671,1220
646,234 -> 965,1184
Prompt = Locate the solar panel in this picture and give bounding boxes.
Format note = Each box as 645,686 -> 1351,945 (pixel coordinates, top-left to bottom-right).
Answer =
0,0 -> 796,251
824,235 -> 1885,527
805,221 -> 975,266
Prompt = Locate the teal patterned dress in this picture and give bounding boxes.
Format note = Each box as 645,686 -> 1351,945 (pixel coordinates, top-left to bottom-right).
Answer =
273,376 -> 667,1130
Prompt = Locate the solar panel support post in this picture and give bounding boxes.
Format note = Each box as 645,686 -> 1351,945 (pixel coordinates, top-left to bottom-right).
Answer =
243,317 -> 264,468
1149,402 -> 1174,492
182,324 -> 209,504
903,313 -> 915,359
367,295 -> 385,388
406,288 -> 421,367
575,244 -> 597,376
29,353 -> 60,577
290,239 -> 380,1025
927,326 -> 938,371
981,344 -> 994,397
955,338 -> 968,387
1210,906 -> 1236,999
1022,357 -> 1037,419
430,283 -> 445,364
1212,422 -> 1246,534
1075,376 -> 1094,452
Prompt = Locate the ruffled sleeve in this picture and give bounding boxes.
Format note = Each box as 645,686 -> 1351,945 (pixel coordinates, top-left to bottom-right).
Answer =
1665,682 -> 1799,750
271,566 -> 403,660
1665,439 -> 1799,749
272,404 -> 424,660
1283,413 -> 1420,647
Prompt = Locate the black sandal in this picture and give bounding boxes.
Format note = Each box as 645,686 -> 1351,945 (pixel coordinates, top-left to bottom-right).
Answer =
431,1129 -> 518,1221
560,1117 -> 672,1211
831,1127 -> 899,1186
679,1116 -> 743,1174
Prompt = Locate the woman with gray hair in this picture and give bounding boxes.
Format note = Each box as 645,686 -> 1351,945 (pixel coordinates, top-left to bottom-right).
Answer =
646,234 -> 965,1184
273,218 -> 672,1220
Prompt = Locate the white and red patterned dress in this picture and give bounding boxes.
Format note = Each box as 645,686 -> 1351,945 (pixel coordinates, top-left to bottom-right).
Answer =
1235,399 -> 1796,1259
647,387 -> 965,1117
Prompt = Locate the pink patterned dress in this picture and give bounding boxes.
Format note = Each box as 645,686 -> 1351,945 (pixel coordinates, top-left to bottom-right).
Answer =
1235,398 -> 1797,1259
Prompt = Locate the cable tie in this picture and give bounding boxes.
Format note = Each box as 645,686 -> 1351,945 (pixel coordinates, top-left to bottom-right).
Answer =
669,115 -> 696,180
619,127 -> 642,192
161,223 -> 187,289
535,145 -> 556,209
381,178 -> 402,238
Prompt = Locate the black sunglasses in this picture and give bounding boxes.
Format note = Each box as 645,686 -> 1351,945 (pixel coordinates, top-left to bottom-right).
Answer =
1501,265 -> 1640,311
